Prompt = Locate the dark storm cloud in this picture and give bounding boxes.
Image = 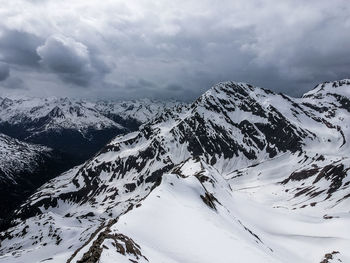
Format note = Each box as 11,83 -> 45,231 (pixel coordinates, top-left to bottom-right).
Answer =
36,35 -> 110,87
0,29 -> 42,67
37,36 -> 90,74
0,0 -> 349,99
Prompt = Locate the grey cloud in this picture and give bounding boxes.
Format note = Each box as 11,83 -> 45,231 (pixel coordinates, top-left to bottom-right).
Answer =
37,36 -> 90,74
0,29 -> 42,67
37,35 -> 112,87
0,1 -> 349,99
124,79 -> 158,91
165,84 -> 184,91
37,35 -> 94,86
0,62 -> 10,81
138,79 -> 157,88
1,77 -> 25,90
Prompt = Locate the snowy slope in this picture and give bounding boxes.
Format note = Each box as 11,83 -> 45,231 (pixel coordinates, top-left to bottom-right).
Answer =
0,133 -> 51,183
0,80 -> 349,263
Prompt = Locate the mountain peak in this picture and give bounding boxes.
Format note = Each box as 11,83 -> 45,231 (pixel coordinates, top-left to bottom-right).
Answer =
303,79 -> 350,99
203,81 -> 256,99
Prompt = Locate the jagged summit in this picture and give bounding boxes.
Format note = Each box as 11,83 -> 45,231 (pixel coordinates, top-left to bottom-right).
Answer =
196,81 -> 259,105
303,79 -> 350,98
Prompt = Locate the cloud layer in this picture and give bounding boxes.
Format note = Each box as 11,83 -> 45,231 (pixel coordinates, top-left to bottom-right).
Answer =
0,62 -> 10,81
37,35 -> 95,86
0,0 -> 349,99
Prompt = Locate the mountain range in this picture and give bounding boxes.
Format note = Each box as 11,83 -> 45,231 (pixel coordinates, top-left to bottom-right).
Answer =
0,80 -> 349,263
0,97 -> 180,161
0,98 -> 180,228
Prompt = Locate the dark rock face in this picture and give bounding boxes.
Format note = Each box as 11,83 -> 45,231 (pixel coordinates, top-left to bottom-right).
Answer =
76,229 -> 148,263
329,93 -> 350,112
320,251 -> 340,263
313,164 -> 349,197
282,168 -> 320,184
281,162 -> 350,202
180,82 -> 311,161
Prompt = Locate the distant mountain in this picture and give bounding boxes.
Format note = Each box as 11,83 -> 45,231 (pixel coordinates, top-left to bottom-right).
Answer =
95,98 -> 182,129
0,97 -> 182,231
0,80 -> 349,263
0,97 -> 181,162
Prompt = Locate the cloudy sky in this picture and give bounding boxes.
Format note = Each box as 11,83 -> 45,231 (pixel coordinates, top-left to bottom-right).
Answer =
0,0 -> 349,100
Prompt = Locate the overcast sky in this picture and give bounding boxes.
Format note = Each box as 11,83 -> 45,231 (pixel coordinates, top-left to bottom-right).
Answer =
0,0 -> 349,100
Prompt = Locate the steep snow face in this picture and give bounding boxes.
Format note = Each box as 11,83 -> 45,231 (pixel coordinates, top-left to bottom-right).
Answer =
0,80 -> 350,263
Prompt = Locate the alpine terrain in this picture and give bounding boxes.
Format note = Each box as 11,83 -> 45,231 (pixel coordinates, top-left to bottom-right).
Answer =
0,97 -> 180,162
0,98 -> 180,231
0,79 -> 349,263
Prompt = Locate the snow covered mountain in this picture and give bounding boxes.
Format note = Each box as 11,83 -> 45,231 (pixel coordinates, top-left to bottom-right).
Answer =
0,97 -> 121,132
0,133 -> 51,181
95,98 -> 183,129
0,133 -> 69,228
0,80 -> 349,263
0,97 -> 123,162
0,97 -> 180,162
